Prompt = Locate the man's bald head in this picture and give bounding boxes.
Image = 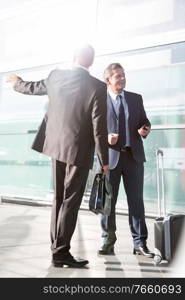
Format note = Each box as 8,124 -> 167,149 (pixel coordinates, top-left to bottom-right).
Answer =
73,44 -> 95,69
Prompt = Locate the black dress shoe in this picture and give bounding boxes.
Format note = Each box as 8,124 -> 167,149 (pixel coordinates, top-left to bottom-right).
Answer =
98,246 -> 115,255
133,246 -> 154,258
52,253 -> 89,268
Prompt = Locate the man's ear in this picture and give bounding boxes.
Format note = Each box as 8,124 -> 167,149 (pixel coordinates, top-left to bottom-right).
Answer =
105,78 -> 109,85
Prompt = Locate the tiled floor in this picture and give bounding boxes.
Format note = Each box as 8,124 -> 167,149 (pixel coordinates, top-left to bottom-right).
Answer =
0,202 -> 183,278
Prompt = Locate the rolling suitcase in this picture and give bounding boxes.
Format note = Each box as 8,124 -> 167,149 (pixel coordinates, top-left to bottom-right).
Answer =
154,149 -> 185,265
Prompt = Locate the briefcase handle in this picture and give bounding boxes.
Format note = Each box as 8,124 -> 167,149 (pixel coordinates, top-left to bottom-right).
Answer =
97,154 -> 104,174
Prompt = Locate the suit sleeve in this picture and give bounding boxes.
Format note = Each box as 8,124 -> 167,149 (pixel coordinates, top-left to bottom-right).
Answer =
13,79 -> 47,95
138,95 -> 151,138
31,115 -> 47,152
91,85 -> 109,166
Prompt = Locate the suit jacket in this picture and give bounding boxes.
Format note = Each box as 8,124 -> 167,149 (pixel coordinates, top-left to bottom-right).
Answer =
107,90 -> 150,169
14,67 -> 108,169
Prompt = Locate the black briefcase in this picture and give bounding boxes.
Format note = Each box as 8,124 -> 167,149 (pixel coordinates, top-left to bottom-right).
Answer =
89,173 -> 112,216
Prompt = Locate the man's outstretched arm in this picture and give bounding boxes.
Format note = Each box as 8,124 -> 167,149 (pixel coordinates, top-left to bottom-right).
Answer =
7,74 -> 47,95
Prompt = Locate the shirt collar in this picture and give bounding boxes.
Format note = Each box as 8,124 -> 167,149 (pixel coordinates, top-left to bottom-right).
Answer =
108,89 -> 125,101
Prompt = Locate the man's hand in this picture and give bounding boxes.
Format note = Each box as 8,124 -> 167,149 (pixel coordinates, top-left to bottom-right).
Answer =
102,165 -> 109,175
6,74 -> 22,85
108,133 -> 119,145
138,125 -> 151,137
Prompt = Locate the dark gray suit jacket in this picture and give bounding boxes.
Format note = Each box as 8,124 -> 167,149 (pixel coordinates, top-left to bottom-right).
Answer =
107,90 -> 150,169
14,67 -> 108,169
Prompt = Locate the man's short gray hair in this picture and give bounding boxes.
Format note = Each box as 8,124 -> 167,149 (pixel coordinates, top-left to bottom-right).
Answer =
104,63 -> 123,80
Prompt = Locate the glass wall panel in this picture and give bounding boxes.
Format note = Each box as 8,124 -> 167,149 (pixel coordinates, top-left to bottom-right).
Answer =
144,128 -> 185,214
0,68 -> 52,133
96,0 -> 185,53
0,132 -> 52,199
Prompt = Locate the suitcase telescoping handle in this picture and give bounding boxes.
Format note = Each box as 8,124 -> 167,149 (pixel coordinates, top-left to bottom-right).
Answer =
156,149 -> 166,217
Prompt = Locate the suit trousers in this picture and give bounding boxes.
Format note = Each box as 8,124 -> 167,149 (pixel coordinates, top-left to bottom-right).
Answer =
51,160 -> 89,255
101,150 -> 148,248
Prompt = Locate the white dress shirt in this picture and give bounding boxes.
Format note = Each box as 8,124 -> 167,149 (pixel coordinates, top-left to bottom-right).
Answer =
108,89 -> 130,147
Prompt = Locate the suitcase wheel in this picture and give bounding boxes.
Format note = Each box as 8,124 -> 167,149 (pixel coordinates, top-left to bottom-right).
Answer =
153,254 -> 162,265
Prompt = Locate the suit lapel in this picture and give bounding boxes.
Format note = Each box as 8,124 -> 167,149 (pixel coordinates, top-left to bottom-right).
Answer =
107,93 -> 118,133
124,90 -> 133,126
107,93 -> 118,120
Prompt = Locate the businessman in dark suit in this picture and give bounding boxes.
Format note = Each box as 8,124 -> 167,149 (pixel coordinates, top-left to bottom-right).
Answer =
7,45 -> 109,268
98,63 -> 153,257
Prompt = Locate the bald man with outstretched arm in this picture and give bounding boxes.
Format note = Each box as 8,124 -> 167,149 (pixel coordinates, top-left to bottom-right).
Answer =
7,44 -> 109,268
